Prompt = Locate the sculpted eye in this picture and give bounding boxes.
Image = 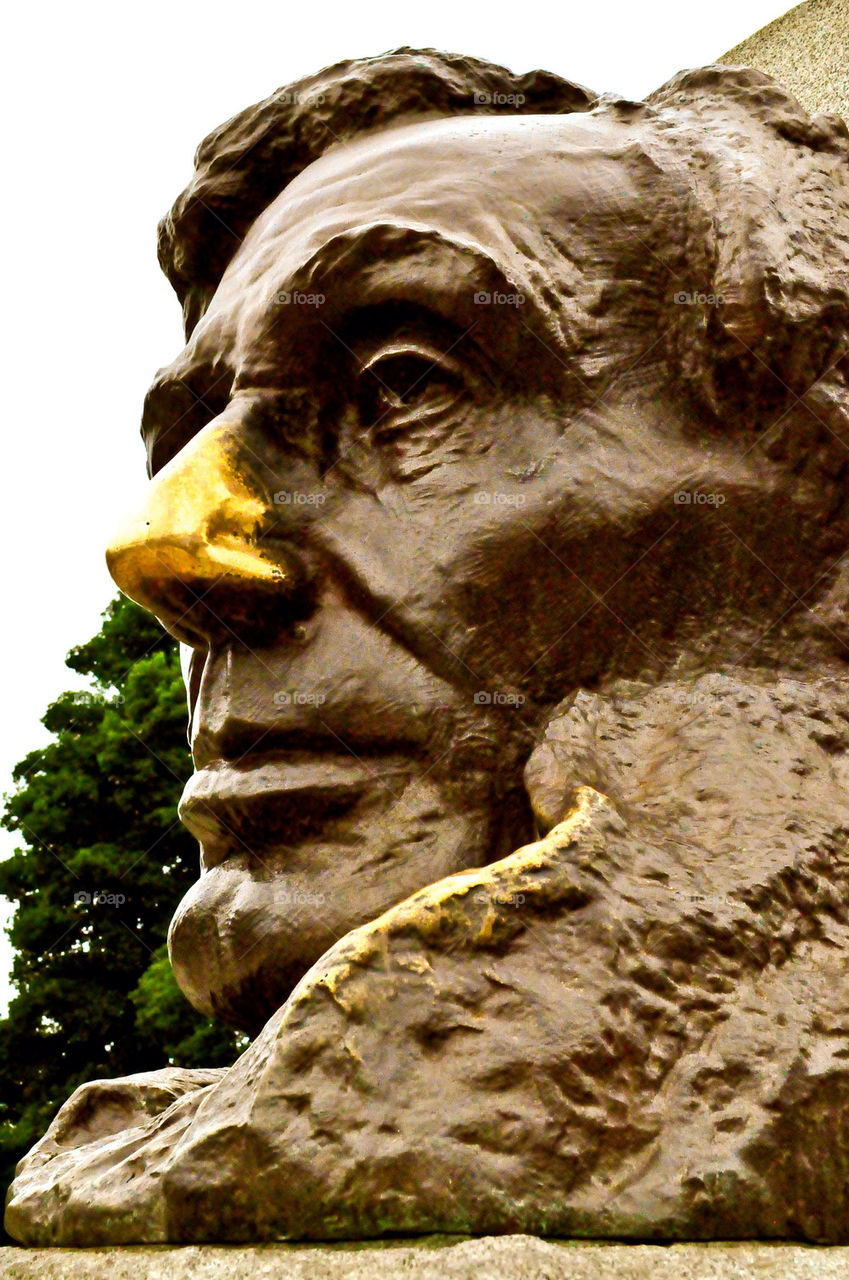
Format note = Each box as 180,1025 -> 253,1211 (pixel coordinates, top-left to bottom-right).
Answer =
358,342 -> 464,444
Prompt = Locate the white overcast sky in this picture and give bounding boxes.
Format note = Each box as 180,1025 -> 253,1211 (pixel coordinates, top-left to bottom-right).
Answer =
0,0 -> 798,1014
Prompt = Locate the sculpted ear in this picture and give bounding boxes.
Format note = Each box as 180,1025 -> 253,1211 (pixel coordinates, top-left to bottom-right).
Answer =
648,66 -> 849,457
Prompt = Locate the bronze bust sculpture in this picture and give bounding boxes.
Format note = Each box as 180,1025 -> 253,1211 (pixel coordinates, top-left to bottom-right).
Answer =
7,47 -> 849,1244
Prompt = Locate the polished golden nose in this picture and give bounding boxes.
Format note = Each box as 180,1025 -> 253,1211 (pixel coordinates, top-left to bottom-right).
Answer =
106,418 -> 298,635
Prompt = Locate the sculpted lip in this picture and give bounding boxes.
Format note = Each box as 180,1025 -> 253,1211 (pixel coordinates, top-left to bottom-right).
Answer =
178,754 -> 412,869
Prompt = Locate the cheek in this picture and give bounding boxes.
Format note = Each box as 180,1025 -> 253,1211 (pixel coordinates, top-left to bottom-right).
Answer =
318,409 -> 689,677
406,472 -> 680,693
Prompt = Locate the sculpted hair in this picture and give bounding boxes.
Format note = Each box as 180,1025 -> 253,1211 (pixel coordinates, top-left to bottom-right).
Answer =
157,48 -> 596,337
645,67 -> 849,466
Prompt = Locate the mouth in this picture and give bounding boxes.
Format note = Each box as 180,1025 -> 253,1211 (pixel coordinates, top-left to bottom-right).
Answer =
178,752 -> 414,870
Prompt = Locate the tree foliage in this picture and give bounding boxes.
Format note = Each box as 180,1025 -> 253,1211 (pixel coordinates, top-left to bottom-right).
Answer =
0,596 -> 243,1231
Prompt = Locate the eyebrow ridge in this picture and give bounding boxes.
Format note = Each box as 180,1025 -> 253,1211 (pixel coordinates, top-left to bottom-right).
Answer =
283,222 -> 538,313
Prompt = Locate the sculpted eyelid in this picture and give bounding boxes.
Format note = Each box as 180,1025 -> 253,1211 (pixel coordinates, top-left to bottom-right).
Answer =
358,341 -> 464,378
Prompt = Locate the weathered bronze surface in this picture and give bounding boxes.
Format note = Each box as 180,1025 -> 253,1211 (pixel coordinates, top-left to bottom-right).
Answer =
6,48 -> 849,1244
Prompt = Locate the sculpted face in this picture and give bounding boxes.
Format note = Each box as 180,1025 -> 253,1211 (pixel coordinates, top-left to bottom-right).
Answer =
106,111 -> 827,1033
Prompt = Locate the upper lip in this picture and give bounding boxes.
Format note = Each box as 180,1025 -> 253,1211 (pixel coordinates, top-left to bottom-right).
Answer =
178,749 -> 414,869
191,716 -> 425,769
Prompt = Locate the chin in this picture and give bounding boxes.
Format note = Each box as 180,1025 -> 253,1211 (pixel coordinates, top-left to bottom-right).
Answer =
168,788 -> 499,1036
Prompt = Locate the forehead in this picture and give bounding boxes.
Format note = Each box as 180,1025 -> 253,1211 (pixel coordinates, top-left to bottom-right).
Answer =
154,110 -> 673,409
251,111 -> 648,239
207,111 -> 663,321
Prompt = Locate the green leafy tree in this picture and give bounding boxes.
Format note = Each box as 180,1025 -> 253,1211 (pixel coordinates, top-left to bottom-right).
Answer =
0,596 -> 243,1231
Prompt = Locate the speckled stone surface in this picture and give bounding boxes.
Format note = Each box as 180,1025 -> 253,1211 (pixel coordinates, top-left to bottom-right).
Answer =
721,0 -> 848,118
3,1237 -> 849,1279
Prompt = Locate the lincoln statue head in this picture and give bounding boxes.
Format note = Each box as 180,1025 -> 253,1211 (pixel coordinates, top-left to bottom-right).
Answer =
8,49 -> 849,1246
103,50 -> 849,1035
